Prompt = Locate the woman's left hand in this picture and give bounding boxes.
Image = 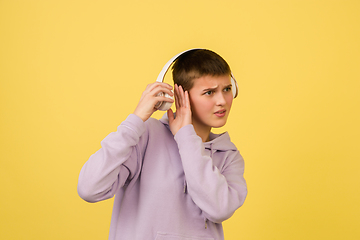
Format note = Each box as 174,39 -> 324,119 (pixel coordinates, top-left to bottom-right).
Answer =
168,84 -> 192,136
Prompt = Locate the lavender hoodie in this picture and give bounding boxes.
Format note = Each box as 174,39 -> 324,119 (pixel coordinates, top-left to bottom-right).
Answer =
78,113 -> 247,240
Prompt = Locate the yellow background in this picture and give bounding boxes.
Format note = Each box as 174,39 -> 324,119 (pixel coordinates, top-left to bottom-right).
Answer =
1,0 -> 359,239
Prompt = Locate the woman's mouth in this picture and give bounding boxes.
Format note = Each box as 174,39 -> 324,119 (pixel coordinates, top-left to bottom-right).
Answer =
214,109 -> 226,117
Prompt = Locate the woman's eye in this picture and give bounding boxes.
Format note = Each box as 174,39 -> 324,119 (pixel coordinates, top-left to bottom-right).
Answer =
224,87 -> 232,92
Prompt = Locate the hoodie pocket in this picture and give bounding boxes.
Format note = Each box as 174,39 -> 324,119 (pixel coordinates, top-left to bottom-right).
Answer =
155,232 -> 214,240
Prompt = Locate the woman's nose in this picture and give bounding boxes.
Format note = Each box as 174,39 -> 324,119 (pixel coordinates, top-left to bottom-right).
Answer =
215,92 -> 226,106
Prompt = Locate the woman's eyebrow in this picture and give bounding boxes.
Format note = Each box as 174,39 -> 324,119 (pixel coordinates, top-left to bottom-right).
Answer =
202,86 -> 218,92
202,84 -> 232,92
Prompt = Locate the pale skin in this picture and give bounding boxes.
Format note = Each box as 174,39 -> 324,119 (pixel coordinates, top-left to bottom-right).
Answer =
133,74 -> 233,142
133,82 -> 174,122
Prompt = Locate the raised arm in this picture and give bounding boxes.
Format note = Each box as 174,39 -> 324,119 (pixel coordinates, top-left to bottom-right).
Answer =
77,114 -> 147,202
78,82 -> 173,203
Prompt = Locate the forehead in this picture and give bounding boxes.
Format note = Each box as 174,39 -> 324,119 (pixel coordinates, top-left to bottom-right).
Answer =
191,75 -> 231,89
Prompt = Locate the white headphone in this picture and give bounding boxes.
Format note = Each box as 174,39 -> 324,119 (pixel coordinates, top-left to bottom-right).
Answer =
155,48 -> 238,111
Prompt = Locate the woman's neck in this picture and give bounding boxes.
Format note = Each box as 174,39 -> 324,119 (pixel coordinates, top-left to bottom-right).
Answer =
192,122 -> 212,142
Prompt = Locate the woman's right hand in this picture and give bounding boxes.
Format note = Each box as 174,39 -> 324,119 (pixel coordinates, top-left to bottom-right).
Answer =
133,82 -> 174,122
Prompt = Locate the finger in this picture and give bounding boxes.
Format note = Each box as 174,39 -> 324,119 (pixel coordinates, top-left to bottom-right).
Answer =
167,109 -> 174,123
151,82 -> 173,90
184,90 -> 190,108
178,85 -> 186,107
174,84 -> 180,110
151,85 -> 174,98
145,82 -> 172,94
175,84 -> 182,108
154,95 -> 174,104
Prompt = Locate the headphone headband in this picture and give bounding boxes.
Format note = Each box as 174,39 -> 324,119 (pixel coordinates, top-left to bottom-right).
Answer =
156,49 -> 202,83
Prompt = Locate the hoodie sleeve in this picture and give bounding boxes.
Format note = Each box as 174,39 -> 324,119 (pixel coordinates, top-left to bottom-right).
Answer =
77,114 -> 147,203
174,124 -> 247,223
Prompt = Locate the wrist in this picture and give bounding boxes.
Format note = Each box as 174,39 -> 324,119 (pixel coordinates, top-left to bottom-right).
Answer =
133,111 -> 147,122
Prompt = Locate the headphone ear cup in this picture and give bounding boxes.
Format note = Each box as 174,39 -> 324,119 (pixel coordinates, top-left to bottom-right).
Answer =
231,77 -> 238,98
158,101 -> 172,111
154,92 -> 173,111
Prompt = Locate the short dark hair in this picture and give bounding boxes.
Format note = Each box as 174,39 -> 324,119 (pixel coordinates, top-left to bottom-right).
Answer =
172,49 -> 231,91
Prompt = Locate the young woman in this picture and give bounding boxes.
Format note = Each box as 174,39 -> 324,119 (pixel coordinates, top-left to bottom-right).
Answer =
78,49 -> 247,240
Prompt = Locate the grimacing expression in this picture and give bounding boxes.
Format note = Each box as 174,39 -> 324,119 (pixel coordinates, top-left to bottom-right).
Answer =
188,74 -> 233,132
